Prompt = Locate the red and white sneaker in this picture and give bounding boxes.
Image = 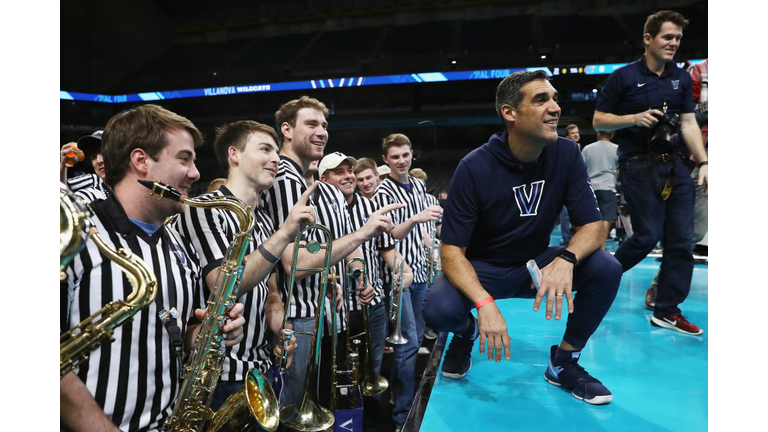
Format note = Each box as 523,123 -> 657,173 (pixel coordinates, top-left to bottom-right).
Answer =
383,346 -> 395,354
651,314 -> 704,335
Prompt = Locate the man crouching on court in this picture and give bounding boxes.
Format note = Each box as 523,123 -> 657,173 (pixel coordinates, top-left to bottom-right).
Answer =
422,70 -> 622,405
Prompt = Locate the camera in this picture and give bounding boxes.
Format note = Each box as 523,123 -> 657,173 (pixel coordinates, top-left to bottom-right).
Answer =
649,111 -> 680,155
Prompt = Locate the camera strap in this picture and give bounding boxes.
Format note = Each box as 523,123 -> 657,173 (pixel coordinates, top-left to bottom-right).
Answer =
660,166 -> 674,201
652,160 -> 675,201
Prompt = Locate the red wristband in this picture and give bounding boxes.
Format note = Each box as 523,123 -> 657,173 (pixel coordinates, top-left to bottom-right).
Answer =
475,296 -> 494,309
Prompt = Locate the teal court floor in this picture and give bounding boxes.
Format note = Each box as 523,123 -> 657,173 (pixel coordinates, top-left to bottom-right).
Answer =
414,227 -> 708,432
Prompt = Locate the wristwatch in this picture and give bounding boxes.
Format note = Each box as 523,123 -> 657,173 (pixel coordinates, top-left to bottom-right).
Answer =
557,249 -> 577,266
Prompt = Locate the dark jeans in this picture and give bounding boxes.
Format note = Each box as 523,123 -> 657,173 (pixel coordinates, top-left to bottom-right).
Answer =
422,247 -> 621,350
615,157 -> 695,317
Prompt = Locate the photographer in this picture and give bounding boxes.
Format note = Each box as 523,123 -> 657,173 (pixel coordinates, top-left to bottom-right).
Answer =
593,10 -> 707,336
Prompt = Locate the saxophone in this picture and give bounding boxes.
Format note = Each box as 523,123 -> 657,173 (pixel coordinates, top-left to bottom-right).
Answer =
139,181 -> 279,432
60,184 -> 159,379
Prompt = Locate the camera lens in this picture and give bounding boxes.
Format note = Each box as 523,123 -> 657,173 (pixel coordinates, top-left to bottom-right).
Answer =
650,124 -> 673,154
648,113 -> 679,155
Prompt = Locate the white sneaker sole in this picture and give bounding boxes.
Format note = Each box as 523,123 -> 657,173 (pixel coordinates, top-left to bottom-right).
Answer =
441,360 -> 471,379
651,316 -> 704,335
545,374 -> 613,405
576,393 -> 613,405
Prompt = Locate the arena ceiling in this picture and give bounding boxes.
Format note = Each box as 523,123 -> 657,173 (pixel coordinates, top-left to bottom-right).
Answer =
60,0 -> 707,187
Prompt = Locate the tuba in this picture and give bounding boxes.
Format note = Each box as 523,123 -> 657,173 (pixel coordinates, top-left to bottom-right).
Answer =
386,241 -> 407,345
139,181 -> 279,432
345,259 -> 388,397
60,184 -> 159,379
275,224 -> 336,432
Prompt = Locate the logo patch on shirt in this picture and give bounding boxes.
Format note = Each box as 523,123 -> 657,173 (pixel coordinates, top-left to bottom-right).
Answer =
331,198 -> 339,214
671,80 -> 680,90
168,242 -> 188,266
513,181 -> 545,217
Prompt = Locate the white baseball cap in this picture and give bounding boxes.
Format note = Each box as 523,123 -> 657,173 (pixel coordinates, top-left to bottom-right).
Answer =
318,151 -> 357,177
377,164 -> 391,175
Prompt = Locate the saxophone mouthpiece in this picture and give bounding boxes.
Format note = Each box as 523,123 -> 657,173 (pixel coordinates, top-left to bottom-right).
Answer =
138,180 -> 184,202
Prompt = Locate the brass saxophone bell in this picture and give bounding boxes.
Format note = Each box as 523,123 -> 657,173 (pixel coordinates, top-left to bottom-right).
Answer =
208,369 -> 280,432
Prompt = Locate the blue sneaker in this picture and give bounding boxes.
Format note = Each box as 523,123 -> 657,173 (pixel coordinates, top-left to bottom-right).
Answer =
544,345 -> 612,405
441,316 -> 478,379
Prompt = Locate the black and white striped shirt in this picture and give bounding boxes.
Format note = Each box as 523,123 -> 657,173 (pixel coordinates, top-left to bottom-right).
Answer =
175,186 -> 274,379
374,176 -> 430,284
346,193 -> 395,311
68,173 -> 109,201
424,193 -> 442,237
261,156 -> 352,334
62,193 -> 204,432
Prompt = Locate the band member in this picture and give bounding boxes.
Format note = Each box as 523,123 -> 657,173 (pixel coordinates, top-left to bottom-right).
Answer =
175,120 -> 315,409
260,96 -> 397,411
319,151 -> 413,382
353,157 -> 380,199
423,70 -> 622,405
374,133 -> 442,429
61,104 -> 246,431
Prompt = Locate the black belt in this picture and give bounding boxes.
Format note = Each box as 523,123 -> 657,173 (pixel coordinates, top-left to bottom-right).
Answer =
626,153 -> 679,163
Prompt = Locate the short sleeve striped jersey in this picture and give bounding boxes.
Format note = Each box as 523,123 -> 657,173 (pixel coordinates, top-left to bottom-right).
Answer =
175,186 -> 274,378
260,157 -> 351,335
424,192 -> 442,237
346,193 -> 395,310
373,176 -> 430,284
62,193 -> 204,431
68,173 -> 109,201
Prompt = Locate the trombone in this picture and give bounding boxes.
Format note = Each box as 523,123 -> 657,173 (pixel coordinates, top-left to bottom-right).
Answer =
326,260 -> 366,415
275,224 -> 336,432
386,241 -> 407,345
345,259 -> 389,397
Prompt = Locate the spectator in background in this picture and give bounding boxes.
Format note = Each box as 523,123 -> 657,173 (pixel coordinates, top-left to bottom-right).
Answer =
353,157 -> 380,199
646,58 -> 709,308
593,10 -> 708,335
438,191 -> 448,208
581,131 -> 619,250
60,130 -> 109,200
377,164 -> 391,183
687,58 -> 708,256
565,124 -> 581,148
